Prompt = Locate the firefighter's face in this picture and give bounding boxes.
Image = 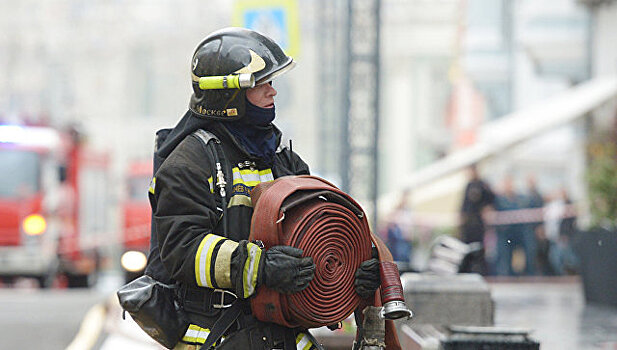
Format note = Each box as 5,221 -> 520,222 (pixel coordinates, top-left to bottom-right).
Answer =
246,82 -> 277,108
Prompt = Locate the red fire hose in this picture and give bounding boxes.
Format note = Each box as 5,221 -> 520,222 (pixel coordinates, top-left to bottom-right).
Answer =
249,176 -> 409,336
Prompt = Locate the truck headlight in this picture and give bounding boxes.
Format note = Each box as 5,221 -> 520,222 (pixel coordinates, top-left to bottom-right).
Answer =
23,214 -> 46,236
121,251 -> 147,272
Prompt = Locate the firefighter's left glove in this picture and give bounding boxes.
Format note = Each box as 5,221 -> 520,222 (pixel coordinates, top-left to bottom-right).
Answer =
262,246 -> 315,294
354,258 -> 381,299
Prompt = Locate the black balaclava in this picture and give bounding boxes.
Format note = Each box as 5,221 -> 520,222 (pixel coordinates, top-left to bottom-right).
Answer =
157,99 -> 278,167
223,99 -> 278,164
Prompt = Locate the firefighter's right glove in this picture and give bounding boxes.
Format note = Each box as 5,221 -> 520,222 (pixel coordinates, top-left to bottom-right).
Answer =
261,246 -> 315,294
354,258 -> 381,299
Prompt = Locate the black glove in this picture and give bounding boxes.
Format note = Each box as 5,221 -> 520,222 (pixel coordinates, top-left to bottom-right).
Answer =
354,258 -> 381,299
262,246 -> 315,294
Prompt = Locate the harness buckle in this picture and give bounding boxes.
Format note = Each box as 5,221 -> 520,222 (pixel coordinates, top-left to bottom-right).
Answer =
253,240 -> 265,249
212,289 -> 237,309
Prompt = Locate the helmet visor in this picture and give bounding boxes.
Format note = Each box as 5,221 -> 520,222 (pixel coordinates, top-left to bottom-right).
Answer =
255,60 -> 296,85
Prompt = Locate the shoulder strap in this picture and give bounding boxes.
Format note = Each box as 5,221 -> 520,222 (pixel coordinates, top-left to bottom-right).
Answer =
192,129 -> 230,237
190,129 -> 242,349
153,128 -> 173,175
193,129 -> 219,146
200,300 -> 246,350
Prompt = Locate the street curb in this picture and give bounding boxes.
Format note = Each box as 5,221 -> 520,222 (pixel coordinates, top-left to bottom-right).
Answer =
66,302 -> 107,350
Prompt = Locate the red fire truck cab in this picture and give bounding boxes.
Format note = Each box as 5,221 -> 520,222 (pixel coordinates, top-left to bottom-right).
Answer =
0,124 -> 110,287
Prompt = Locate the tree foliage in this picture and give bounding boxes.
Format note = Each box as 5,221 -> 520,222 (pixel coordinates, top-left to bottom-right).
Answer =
587,139 -> 617,227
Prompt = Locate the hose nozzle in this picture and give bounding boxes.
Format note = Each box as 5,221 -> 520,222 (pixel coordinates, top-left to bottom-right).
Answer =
379,261 -> 413,320
380,301 -> 413,320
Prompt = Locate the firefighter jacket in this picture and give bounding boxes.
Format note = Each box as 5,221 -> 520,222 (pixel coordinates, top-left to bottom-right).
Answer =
149,122 -> 309,299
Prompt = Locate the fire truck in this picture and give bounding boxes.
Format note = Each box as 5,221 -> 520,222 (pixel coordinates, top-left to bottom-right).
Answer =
119,160 -> 152,282
0,124 -> 110,288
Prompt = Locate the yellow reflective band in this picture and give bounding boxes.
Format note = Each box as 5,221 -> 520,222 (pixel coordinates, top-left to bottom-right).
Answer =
182,324 -> 211,344
259,169 -> 275,183
214,239 -> 238,288
148,177 -> 156,194
296,333 -> 313,350
182,324 -> 225,345
242,242 -> 262,298
207,176 -> 214,193
195,234 -> 224,287
238,168 -> 259,176
232,167 -> 274,187
232,168 -> 259,186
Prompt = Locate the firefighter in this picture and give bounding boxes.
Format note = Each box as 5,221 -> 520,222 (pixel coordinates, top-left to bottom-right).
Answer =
148,27 -> 381,350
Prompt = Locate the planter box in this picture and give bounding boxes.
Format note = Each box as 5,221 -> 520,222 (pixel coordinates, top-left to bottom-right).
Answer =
575,228 -> 617,306
400,273 -> 494,327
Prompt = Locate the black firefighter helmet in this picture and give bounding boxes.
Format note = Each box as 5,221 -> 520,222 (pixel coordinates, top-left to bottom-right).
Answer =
189,27 -> 295,121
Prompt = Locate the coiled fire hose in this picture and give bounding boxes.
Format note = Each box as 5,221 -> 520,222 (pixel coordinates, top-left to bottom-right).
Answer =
249,176 -> 412,333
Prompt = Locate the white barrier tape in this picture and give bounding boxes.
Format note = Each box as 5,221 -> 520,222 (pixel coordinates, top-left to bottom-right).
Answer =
387,205 -> 578,228
486,205 -> 577,226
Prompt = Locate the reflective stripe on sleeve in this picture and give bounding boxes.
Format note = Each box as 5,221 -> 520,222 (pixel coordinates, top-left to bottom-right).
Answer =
181,324 -> 225,346
242,242 -> 262,298
182,324 -> 210,344
296,333 -> 313,350
214,239 -> 238,289
207,176 -> 214,193
195,234 -> 225,287
148,177 -> 156,194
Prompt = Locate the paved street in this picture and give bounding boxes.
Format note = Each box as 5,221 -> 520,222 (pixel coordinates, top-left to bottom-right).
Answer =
96,278 -> 617,349
491,279 -> 617,350
1,277 -> 615,349
0,288 -> 107,349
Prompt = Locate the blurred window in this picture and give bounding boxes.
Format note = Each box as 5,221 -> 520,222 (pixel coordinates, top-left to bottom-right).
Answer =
128,176 -> 151,202
80,167 -> 108,235
468,0 -> 503,30
466,0 -> 507,50
0,150 -> 40,197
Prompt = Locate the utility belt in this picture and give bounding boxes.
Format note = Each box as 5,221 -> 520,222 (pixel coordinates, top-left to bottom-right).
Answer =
177,284 -> 322,350
178,284 -> 241,317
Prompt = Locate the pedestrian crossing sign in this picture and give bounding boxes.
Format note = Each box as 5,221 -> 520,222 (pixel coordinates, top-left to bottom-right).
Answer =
233,0 -> 300,57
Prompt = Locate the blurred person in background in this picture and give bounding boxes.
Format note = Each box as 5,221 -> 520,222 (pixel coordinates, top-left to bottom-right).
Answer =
459,164 -> 495,275
535,224 -> 556,276
543,188 -> 579,275
557,188 -> 579,274
493,176 -> 524,276
520,174 -> 543,275
147,28 -> 382,350
383,189 -> 414,269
